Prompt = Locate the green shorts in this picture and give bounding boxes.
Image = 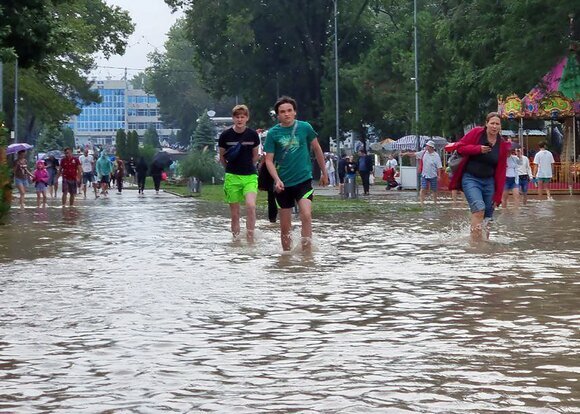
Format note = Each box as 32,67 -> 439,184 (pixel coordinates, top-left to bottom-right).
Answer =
224,173 -> 258,204
538,177 -> 551,183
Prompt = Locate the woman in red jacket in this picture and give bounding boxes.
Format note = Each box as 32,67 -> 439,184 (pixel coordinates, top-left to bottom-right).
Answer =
449,112 -> 511,241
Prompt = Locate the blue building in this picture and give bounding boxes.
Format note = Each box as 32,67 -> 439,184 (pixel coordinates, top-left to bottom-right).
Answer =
67,79 -> 178,148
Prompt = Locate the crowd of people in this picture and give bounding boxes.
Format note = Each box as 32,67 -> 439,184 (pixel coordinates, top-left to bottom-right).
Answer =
11,147 -> 158,208
11,106 -> 558,247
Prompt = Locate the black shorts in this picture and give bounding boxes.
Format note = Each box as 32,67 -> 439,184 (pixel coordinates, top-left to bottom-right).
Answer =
275,179 -> 313,209
100,175 -> 110,185
338,174 -> 345,184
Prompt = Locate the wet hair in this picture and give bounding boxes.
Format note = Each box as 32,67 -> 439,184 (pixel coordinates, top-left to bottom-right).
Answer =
485,112 -> 501,123
274,96 -> 297,114
232,104 -> 249,117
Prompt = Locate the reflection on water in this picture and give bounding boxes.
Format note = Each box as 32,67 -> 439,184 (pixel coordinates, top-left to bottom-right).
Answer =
1,192 -> 579,412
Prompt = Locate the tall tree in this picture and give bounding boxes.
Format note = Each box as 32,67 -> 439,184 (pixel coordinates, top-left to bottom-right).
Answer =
1,0 -> 134,141
164,0 -> 374,133
143,126 -> 160,148
126,130 -> 140,159
145,19 -> 235,147
62,127 -> 75,149
191,112 -> 216,152
115,129 -> 127,158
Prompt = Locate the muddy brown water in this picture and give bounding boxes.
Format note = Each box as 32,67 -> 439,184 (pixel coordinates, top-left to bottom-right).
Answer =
1,191 -> 579,412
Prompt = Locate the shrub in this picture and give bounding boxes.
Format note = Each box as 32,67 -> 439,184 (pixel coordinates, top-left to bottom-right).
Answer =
179,149 -> 223,183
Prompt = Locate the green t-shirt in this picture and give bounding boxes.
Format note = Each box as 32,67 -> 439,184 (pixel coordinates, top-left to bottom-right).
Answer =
264,120 -> 317,187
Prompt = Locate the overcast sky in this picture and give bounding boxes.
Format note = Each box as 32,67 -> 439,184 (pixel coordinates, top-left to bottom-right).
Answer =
93,0 -> 183,80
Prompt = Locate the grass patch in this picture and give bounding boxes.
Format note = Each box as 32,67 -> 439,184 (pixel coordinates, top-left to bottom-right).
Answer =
161,182 -> 425,216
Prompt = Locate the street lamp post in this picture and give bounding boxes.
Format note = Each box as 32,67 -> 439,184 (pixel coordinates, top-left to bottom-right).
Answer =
334,0 -> 340,178
413,0 -> 420,192
14,59 -> 19,143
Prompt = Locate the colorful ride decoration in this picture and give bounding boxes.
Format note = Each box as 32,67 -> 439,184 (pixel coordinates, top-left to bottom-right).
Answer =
498,52 -> 579,120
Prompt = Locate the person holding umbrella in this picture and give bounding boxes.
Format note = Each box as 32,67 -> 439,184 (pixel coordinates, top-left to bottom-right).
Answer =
13,149 -> 33,208
150,151 -> 172,194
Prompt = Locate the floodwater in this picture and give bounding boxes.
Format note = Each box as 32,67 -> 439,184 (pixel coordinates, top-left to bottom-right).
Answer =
0,189 -> 579,413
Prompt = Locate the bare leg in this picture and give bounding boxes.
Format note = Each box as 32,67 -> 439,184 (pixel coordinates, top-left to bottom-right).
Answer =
470,210 -> 485,242
279,208 -> 293,251
245,192 -> 257,243
546,185 -> 552,200
512,188 -> 520,207
17,184 -> 25,208
433,188 -> 438,204
502,190 -> 509,208
69,193 -> 75,207
42,191 -> 47,207
36,192 -> 41,207
62,192 -> 67,207
229,203 -> 241,238
419,188 -> 426,206
297,198 -> 313,252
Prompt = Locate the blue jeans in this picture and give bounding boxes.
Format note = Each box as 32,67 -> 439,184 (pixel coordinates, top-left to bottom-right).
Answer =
462,173 -> 495,218
518,175 -> 529,194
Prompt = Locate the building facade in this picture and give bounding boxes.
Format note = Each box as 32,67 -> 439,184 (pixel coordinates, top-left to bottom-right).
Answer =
67,79 -> 178,148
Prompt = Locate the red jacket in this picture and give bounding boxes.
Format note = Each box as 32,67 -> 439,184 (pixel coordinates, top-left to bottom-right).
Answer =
448,126 -> 511,206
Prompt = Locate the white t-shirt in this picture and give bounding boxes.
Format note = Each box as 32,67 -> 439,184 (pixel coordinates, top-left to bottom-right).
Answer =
517,155 -> 532,177
416,150 -> 442,179
386,158 -> 398,169
326,159 -> 335,173
506,155 -> 521,178
533,149 -> 554,178
79,154 -> 94,173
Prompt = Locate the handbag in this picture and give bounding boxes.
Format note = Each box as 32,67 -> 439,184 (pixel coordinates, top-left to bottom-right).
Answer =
447,150 -> 463,174
257,122 -> 298,191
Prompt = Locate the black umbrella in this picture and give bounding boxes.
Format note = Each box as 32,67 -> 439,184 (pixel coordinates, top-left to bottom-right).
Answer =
152,151 -> 173,168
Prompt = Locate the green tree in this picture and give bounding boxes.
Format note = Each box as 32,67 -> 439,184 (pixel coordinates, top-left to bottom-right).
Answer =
191,112 -> 216,152
139,144 -> 157,167
143,126 -> 160,148
145,20 -> 235,147
36,125 -> 64,152
163,0 -> 374,132
126,130 -> 140,159
1,0 -> 134,140
115,129 -> 127,158
62,127 -> 75,149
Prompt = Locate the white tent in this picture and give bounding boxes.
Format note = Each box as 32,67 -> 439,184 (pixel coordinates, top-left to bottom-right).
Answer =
384,135 -> 448,151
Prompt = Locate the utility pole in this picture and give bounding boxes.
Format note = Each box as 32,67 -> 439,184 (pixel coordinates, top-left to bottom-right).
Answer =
413,0 -> 420,192
334,0 -> 340,170
13,59 -> 19,143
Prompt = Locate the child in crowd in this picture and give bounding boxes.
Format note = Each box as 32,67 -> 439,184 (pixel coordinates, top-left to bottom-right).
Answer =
33,160 -> 49,207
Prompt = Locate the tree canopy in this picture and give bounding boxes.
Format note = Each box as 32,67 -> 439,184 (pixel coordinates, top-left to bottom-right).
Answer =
160,0 -> 577,143
1,0 -> 134,142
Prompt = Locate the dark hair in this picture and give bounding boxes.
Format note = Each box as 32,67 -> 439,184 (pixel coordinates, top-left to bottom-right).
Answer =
64,147 -> 71,152
359,148 -> 367,155
538,141 -> 546,149
485,112 -> 501,122
274,96 -> 297,114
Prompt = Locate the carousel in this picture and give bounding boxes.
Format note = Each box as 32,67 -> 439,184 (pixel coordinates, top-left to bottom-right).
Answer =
497,48 -> 579,193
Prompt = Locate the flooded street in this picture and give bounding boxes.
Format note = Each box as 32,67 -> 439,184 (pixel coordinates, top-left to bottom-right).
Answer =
1,190 -> 579,413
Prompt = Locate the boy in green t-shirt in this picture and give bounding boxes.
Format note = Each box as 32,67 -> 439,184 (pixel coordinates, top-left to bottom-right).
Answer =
263,96 -> 328,252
